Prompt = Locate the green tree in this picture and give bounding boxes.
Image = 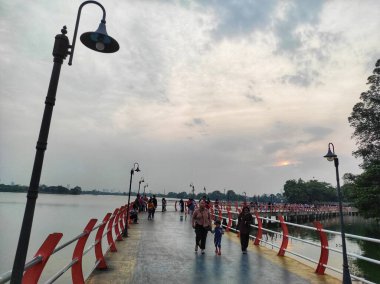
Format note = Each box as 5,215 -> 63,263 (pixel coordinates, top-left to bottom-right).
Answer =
283,178 -> 336,204
348,59 -> 380,168
347,59 -> 380,218
350,162 -> 380,219
70,186 -> 82,195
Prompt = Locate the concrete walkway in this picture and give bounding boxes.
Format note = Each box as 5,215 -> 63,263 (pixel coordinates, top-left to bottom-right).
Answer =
86,211 -> 340,284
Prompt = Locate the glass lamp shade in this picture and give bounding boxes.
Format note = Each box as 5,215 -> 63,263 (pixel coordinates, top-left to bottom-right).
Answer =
323,148 -> 337,161
80,22 -> 119,53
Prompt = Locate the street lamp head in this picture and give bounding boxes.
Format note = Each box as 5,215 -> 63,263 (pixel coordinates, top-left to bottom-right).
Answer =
80,20 -> 119,53
323,143 -> 337,162
133,162 -> 140,173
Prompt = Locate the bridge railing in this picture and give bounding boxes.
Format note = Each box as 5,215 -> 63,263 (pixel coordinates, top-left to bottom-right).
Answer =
0,203 -> 133,284
209,207 -> 379,284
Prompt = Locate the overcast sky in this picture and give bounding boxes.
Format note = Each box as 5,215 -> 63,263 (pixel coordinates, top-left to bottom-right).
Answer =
1,0 -> 379,196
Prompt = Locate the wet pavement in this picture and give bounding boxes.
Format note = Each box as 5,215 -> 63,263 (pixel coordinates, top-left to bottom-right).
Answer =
86,211 -> 340,284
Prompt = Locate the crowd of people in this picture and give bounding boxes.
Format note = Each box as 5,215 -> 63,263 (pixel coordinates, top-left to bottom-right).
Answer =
129,194 -> 254,255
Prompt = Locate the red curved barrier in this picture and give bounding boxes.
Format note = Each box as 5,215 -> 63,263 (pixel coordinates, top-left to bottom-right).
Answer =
71,219 -> 97,284
254,211 -> 262,245
95,213 -> 112,269
314,221 -> 329,275
22,233 -> 63,284
113,208 -> 123,241
226,209 -> 232,232
107,209 -> 118,252
277,215 -> 289,256
118,206 -> 125,235
210,207 -> 214,221
218,207 -> 222,220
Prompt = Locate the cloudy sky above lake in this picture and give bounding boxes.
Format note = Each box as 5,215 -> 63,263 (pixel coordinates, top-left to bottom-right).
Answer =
1,0 -> 379,196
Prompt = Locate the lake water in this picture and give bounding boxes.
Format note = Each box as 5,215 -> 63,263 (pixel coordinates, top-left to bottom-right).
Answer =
0,192 -> 142,283
0,193 -> 379,283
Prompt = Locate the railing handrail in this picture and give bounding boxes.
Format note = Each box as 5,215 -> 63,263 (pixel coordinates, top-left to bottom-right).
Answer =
217,207 -> 380,245
209,208 -> 379,284
0,204 -> 129,284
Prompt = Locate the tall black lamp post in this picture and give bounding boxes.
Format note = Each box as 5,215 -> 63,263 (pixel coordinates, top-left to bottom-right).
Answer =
190,183 -> 195,197
10,1 -> 119,283
123,163 -> 140,237
324,143 -> 352,284
137,177 -> 144,195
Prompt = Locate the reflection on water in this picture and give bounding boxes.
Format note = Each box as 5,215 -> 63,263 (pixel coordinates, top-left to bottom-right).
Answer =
258,215 -> 380,283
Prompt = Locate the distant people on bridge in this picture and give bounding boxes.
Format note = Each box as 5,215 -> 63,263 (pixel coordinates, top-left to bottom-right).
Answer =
133,197 -> 140,211
143,194 -> 148,212
147,198 -> 154,220
212,219 -> 224,255
187,198 -> 196,217
249,201 -> 255,212
162,198 -> 167,212
130,208 -> 138,224
192,200 -> 212,254
214,198 -> 220,215
199,195 -> 206,203
136,194 -> 142,212
206,198 -> 211,209
152,195 -> 158,219
237,205 -> 253,254
179,199 -> 184,212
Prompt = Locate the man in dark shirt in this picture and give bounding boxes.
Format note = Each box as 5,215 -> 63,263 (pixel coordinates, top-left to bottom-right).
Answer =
152,195 -> 158,219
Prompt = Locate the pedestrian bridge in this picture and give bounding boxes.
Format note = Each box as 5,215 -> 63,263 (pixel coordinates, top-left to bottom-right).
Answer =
2,201 -> 378,284
85,211 -> 339,284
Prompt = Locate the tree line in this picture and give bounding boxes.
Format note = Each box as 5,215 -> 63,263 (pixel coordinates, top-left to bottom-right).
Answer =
0,184 -> 83,195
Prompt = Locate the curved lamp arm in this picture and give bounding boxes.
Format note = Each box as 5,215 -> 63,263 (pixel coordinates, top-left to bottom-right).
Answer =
69,0 -> 106,65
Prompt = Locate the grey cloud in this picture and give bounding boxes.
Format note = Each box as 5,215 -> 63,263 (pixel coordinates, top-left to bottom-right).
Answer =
296,126 -> 334,145
274,0 -> 324,53
185,117 -> 207,127
303,126 -> 333,139
193,118 -> 206,125
197,0 -> 277,40
246,94 -> 263,102
262,141 -> 291,154
280,69 -> 320,87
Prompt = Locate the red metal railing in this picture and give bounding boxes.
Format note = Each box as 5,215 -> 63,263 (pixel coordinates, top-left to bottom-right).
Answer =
210,205 -> 378,284
0,202 -> 135,284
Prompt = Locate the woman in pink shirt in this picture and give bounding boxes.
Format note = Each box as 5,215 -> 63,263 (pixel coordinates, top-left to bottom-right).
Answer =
192,200 -> 211,254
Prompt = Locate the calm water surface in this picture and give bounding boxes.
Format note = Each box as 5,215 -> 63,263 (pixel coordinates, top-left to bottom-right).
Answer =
0,192 -> 134,283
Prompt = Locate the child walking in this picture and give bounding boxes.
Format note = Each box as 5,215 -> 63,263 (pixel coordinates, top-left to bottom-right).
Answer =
212,220 -> 224,255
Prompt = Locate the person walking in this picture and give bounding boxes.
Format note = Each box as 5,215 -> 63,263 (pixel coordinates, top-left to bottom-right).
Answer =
147,198 -> 154,220
162,198 -> 167,212
152,195 -> 158,219
237,206 -> 253,254
212,219 -> 224,255
187,198 -> 195,218
179,198 -> 184,213
192,200 -> 211,254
